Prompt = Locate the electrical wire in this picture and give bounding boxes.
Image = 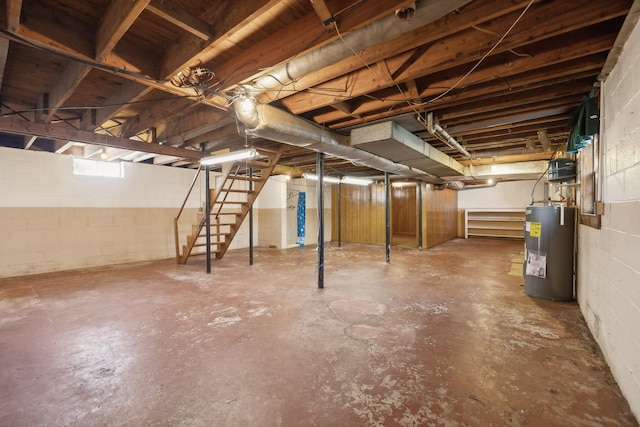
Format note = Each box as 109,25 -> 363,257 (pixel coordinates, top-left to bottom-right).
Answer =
419,0 -> 536,105
0,27 -> 168,85
529,142 -> 561,206
330,0 -> 536,157
0,95 -> 201,117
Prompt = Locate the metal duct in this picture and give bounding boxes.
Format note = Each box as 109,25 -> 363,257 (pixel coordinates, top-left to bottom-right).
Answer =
350,121 -> 465,177
246,0 -> 473,94
234,102 -> 442,181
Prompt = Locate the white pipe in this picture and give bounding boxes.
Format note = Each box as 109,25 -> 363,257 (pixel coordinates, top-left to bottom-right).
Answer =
425,112 -> 471,158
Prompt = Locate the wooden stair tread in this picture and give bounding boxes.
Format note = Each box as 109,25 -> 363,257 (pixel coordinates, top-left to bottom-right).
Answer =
192,242 -> 222,247
229,175 -> 262,182
190,250 -> 221,256
220,189 -> 253,193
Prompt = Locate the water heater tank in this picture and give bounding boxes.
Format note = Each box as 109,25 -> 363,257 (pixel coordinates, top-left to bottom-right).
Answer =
523,206 -> 576,301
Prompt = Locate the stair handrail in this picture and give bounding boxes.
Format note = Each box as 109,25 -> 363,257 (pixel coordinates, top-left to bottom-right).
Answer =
174,166 -> 203,261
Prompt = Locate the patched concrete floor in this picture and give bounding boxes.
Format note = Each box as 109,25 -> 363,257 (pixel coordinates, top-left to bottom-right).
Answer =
0,239 -> 637,426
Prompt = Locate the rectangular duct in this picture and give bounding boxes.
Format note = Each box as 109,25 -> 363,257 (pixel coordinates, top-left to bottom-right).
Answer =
350,121 -> 465,178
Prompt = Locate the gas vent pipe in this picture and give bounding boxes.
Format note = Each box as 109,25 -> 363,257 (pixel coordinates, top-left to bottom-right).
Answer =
233,102 -> 442,181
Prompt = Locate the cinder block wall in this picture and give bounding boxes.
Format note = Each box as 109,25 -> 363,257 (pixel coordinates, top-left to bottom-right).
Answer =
579,19 -> 640,419
0,148 -> 265,278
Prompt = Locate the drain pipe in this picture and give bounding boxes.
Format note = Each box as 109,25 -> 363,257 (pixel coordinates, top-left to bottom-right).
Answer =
424,112 -> 471,158
234,101 -> 443,182
442,180 -> 498,191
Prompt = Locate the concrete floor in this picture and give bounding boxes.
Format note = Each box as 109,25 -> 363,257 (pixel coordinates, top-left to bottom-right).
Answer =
0,239 -> 637,426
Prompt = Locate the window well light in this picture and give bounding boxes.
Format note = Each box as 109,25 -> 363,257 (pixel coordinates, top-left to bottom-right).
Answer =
200,148 -> 259,166
342,176 -> 372,186
303,173 -> 341,184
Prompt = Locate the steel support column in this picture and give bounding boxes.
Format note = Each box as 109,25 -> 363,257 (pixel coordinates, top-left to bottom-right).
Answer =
205,165 -> 211,274
249,167 -> 254,266
385,172 -> 390,263
317,152 -> 325,288
337,181 -> 342,248
418,182 -> 423,251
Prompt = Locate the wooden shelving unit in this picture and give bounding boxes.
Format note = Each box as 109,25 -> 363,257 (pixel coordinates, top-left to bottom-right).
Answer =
465,209 -> 526,239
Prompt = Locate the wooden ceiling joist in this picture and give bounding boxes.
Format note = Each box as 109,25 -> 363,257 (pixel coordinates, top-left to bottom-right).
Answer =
0,116 -> 203,160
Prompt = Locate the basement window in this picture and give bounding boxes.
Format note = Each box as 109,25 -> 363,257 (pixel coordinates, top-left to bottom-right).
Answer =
73,158 -> 124,178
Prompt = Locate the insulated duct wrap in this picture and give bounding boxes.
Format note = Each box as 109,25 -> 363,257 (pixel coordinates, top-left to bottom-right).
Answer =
234,103 -> 441,181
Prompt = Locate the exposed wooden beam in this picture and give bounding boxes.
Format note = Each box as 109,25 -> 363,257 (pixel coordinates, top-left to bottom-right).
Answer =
41,0 -> 149,123
376,60 -> 394,83
10,4 -> 228,123
159,0 -> 281,81
132,153 -> 156,163
54,140 -> 75,154
6,0 -> 23,32
24,135 -> 37,150
181,123 -> 239,149
40,61 -> 92,123
156,107 -> 234,141
146,0 -> 213,40
310,0 -> 336,30
0,0 -> 23,87
119,98 -> 200,137
153,155 -> 181,165
94,81 -> 152,129
258,0 -> 532,104
315,57 -> 603,125
209,0 -> 414,93
0,38 -> 8,89
96,0 -> 150,61
0,117 -> 203,160
537,130 -> 552,151
405,79 -> 420,100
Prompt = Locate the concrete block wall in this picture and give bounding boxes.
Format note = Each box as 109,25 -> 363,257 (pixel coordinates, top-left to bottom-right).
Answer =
256,175 -> 288,249
458,180 -> 545,210
578,18 -> 640,419
0,148 -> 206,277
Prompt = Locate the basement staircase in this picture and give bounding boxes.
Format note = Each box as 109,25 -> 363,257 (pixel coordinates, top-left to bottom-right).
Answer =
175,147 -> 283,264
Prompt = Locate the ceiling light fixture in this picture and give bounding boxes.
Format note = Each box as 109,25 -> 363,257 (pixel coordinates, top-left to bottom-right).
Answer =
342,176 -> 372,186
391,181 -> 417,188
200,148 -> 259,166
303,173 -> 341,184
100,147 -> 108,160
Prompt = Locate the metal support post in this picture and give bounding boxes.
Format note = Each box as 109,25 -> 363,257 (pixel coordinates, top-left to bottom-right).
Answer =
205,165 -> 211,274
249,167 -> 254,266
337,181 -> 342,248
385,172 -> 391,263
317,152 -> 325,288
418,181 -> 423,251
